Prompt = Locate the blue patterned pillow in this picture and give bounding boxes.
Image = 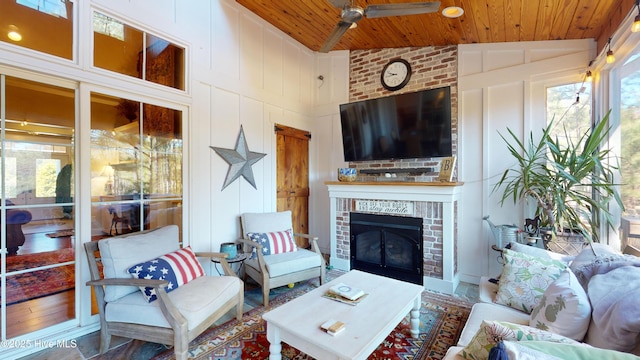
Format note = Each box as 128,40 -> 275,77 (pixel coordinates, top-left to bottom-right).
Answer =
246,229 -> 297,258
128,246 -> 205,302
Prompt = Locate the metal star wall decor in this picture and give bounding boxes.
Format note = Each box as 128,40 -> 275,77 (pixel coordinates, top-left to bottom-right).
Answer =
210,125 -> 266,190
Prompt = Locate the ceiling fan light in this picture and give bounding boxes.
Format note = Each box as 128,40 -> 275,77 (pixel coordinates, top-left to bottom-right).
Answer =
349,22 -> 357,29
442,6 -> 464,18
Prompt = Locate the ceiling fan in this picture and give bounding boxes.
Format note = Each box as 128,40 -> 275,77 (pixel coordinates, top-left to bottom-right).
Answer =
319,0 -> 441,53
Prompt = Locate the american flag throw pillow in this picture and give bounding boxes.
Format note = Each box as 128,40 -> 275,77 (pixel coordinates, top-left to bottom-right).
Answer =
128,246 -> 205,302
246,229 -> 297,258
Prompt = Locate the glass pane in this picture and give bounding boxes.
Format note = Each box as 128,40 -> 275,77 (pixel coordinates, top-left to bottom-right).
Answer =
145,35 -> 185,90
91,93 -> 183,240
0,0 -> 73,59
620,58 -> 640,247
546,83 -> 593,224
1,74 -> 76,340
91,93 -> 141,199
145,201 -> 182,241
142,104 -> 182,199
93,12 -> 144,78
5,77 -> 75,209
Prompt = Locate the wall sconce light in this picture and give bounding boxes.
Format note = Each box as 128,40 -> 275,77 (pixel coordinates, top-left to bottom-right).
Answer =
606,38 -> 615,64
586,70 -> 593,82
633,0 -> 640,32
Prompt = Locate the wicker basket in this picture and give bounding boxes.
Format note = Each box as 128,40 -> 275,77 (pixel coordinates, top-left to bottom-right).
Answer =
544,232 -> 589,256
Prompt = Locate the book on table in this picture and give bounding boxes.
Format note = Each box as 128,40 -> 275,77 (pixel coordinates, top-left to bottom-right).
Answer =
322,291 -> 368,306
320,319 -> 345,336
328,283 -> 366,301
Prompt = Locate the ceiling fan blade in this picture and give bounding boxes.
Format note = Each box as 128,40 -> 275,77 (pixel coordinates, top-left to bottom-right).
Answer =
365,2 -> 441,19
327,0 -> 350,8
319,21 -> 351,53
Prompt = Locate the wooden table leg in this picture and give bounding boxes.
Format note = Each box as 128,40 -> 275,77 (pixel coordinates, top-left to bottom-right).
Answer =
410,295 -> 421,338
266,322 -> 282,359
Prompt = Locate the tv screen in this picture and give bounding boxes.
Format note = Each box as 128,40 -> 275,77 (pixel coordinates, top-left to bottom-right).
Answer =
340,86 -> 452,162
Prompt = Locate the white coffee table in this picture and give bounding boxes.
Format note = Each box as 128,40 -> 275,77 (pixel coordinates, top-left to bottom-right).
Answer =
262,270 -> 424,360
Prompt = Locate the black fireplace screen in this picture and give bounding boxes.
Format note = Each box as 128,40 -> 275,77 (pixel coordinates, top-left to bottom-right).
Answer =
350,212 -> 423,285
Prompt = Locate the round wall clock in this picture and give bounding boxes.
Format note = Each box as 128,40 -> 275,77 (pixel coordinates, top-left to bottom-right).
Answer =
381,58 -> 411,91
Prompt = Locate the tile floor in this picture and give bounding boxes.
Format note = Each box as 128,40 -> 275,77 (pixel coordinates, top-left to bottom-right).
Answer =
18,279 -> 479,360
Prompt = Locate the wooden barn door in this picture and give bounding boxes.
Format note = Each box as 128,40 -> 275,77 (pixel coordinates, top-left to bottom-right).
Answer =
275,124 -> 311,248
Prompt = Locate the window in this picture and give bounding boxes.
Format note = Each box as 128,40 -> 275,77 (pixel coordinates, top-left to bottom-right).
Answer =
17,0 -> 68,18
93,12 -> 185,90
0,1 -> 73,59
90,93 -> 183,243
93,12 -> 124,41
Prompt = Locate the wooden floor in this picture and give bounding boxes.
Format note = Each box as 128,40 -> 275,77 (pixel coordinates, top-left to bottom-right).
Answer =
3,223 -> 76,339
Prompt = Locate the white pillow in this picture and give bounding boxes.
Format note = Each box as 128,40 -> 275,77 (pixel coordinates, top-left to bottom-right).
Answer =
529,269 -> 591,341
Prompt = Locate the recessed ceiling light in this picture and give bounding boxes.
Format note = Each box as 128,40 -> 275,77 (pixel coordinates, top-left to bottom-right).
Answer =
7,25 -> 22,42
442,6 -> 464,18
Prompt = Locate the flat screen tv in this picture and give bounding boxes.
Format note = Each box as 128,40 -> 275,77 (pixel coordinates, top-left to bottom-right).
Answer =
340,86 -> 452,162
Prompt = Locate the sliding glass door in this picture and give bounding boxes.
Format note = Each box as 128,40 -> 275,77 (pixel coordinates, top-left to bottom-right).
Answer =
0,74 -> 76,338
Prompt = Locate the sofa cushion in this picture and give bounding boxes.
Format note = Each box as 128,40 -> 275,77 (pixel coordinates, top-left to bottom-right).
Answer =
495,249 -> 566,313
461,320 -> 578,360
584,266 -> 640,353
245,247 -> 321,278
99,225 -> 181,302
515,340 -> 640,359
105,275 -> 241,331
529,269 -> 591,341
246,229 -> 297,258
458,302 -> 530,348
496,341 -> 563,359
128,246 -> 205,302
507,242 -> 574,265
570,246 -> 640,291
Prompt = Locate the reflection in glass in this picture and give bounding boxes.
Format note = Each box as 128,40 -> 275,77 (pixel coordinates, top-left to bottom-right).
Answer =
1,75 -> 76,337
145,35 -> 185,90
90,93 -> 183,241
93,12 -> 185,90
0,1 -> 74,59
93,12 -> 143,78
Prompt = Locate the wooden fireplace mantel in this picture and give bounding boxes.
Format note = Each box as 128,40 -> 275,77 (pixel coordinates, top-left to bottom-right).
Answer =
325,181 -> 464,186
327,181 -> 463,294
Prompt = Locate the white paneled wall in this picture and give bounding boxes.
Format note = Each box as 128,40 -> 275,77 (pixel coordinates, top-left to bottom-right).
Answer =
457,39 -> 596,282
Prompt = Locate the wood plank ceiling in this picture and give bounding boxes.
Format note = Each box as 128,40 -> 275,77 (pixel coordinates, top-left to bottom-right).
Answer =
236,0 -> 636,53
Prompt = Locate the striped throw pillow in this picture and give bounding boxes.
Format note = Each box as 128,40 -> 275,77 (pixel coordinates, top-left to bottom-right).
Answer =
128,246 -> 205,302
247,229 -> 297,258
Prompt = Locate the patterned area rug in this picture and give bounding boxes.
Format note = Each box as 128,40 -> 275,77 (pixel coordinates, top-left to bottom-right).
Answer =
2,248 -> 75,305
46,229 -> 75,238
153,272 -> 472,360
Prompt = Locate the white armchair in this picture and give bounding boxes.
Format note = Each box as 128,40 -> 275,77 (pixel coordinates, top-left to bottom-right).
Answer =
240,211 -> 325,306
84,225 -> 244,360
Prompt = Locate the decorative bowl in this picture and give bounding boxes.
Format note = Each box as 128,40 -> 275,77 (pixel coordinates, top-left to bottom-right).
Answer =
338,168 -> 357,182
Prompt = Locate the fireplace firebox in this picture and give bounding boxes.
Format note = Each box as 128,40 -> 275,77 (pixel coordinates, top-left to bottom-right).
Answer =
350,212 -> 423,285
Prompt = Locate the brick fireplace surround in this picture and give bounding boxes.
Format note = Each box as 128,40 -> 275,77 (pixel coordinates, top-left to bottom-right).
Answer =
327,181 -> 463,294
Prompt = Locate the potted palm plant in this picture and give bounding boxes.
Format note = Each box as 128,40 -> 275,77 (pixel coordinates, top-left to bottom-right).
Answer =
493,110 -> 623,249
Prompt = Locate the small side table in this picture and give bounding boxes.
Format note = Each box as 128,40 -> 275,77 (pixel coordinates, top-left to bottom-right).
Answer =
212,253 -> 247,276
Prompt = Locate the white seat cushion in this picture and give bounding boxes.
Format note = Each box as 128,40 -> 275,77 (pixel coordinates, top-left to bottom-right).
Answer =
245,248 -> 322,278
457,302 -> 529,347
105,275 -> 241,331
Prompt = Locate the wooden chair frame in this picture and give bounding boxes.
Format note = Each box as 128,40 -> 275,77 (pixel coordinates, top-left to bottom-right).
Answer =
85,238 -> 243,360
240,232 -> 325,306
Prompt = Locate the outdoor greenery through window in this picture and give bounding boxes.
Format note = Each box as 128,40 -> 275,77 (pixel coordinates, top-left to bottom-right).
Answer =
620,54 -> 640,218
